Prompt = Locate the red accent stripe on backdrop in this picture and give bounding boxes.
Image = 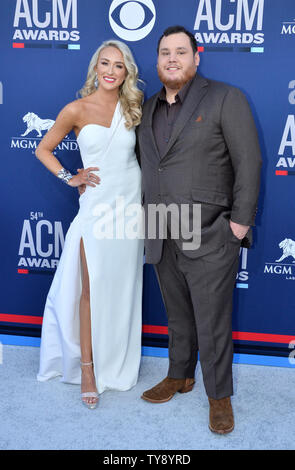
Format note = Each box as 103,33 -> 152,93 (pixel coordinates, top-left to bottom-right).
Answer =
0,314 -> 42,325
142,324 -> 295,344
276,170 -> 288,176
13,43 -> 25,48
198,46 -> 204,52
232,331 -> 295,343
0,315 -> 294,344
18,269 -> 29,274
143,324 -> 168,335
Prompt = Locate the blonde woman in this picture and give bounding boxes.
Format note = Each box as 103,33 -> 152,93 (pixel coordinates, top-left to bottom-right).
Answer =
36,40 -> 144,409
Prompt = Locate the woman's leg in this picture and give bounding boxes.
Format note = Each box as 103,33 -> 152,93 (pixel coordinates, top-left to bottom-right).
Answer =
80,238 -> 98,405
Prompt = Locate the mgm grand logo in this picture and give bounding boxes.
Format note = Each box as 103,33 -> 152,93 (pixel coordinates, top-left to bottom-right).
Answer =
264,238 -> 295,281
10,112 -> 79,152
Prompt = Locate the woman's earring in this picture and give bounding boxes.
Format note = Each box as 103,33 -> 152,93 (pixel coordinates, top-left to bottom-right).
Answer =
94,73 -> 98,89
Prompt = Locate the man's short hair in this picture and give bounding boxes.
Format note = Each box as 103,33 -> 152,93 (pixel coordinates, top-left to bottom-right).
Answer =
157,25 -> 198,55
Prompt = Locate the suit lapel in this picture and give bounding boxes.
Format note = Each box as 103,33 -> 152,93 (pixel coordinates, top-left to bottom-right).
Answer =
160,74 -> 208,161
144,92 -> 161,161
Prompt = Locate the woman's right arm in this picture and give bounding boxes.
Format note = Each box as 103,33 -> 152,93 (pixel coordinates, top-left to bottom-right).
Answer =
35,102 -> 99,188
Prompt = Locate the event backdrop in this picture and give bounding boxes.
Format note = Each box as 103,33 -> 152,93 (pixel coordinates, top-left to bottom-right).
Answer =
1,0 -> 295,366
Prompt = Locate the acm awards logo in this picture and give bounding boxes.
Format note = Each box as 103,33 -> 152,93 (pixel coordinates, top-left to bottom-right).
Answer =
10,111 -> 79,153
109,0 -> 156,41
13,0 -> 80,47
281,18 -> 295,36
193,0 -> 265,49
236,247 -> 249,288
276,81 -> 295,173
264,238 -> 295,281
18,212 -> 65,273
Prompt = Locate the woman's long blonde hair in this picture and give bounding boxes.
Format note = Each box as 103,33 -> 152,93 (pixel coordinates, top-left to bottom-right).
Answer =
78,40 -> 143,129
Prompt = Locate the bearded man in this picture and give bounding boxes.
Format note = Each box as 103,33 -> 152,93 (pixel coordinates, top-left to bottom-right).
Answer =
137,25 -> 262,434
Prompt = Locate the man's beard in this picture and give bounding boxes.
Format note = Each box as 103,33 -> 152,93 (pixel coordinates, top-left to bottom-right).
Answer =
158,67 -> 195,90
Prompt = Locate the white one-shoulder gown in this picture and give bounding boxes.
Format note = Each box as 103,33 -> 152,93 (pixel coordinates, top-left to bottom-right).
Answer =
37,102 -> 144,393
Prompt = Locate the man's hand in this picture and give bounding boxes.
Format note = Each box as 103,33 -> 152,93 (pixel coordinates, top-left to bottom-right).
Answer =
229,220 -> 250,240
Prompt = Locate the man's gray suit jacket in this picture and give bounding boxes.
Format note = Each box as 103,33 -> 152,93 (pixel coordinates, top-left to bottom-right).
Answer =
137,73 -> 262,264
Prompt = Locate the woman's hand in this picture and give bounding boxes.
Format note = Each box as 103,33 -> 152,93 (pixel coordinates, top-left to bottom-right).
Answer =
68,167 -> 100,188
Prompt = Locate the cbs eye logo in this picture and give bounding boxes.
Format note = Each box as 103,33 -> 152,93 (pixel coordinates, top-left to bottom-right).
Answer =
109,0 -> 156,41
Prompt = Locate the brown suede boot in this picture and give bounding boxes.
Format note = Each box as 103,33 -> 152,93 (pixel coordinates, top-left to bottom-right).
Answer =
208,397 -> 234,434
141,377 -> 195,403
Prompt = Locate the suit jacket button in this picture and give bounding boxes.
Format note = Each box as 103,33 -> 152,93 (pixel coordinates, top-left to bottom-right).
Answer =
158,167 -> 163,172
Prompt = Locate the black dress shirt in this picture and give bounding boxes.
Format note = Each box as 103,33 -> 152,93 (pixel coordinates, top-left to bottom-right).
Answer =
152,78 -> 193,158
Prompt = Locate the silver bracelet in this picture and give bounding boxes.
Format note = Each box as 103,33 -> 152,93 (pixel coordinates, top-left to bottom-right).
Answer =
57,167 -> 73,184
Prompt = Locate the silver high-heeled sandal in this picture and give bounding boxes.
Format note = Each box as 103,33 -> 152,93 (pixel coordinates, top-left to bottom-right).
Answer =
80,361 -> 99,409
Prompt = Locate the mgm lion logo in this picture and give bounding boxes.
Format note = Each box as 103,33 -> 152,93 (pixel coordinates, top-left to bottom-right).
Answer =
276,238 -> 295,263
21,112 -> 55,137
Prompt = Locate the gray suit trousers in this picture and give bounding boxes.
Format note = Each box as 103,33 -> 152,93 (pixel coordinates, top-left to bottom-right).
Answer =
154,236 -> 241,400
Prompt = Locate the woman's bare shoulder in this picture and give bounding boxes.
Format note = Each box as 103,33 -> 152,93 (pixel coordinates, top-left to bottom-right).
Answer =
61,98 -> 87,116
56,98 -> 88,126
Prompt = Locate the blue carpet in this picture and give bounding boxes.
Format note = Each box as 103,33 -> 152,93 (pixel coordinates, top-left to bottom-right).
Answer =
0,345 -> 294,450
